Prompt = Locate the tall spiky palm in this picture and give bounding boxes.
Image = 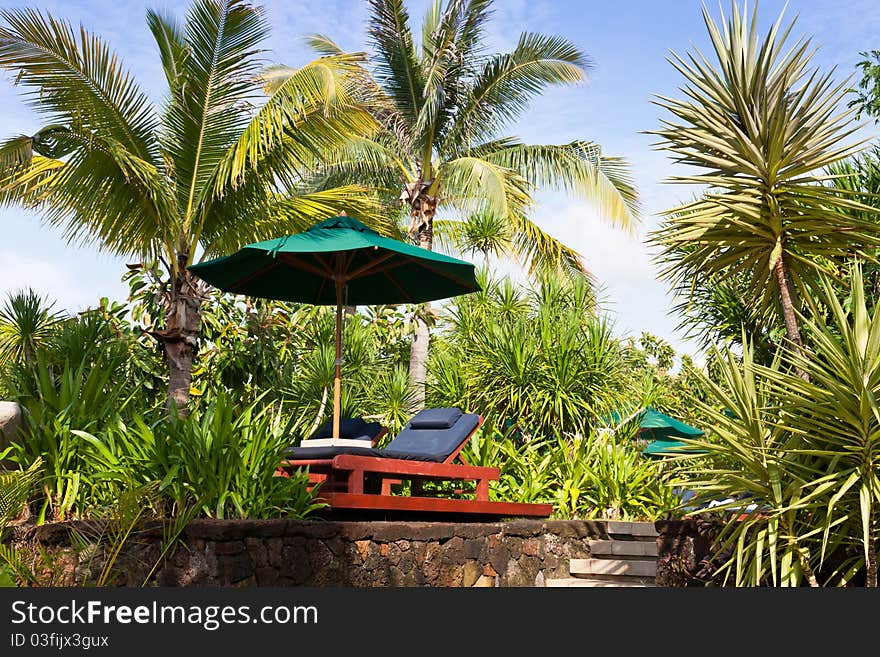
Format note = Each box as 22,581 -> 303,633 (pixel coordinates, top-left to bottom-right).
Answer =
283,0 -> 639,407
0,1 -> 382,410
649,2 -> 880,373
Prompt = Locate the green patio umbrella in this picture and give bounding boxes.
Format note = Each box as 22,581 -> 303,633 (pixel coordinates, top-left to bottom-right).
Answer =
605,406 -> 704,457
635,407 -> 704,442
188,214 -> 480,443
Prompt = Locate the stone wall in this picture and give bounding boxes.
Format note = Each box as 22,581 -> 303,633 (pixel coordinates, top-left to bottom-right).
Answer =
11,518 -> 644,587
655,519 -> 713,587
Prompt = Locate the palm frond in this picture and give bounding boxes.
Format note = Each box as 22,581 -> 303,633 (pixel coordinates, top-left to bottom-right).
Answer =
212,54 -> 377,198
147,9 -> 188,99
648,1 -> 878,317
485,140 -> 640,231
437,154 -> 531,219
163,0 -> 268,243
0,124 -> 173,261
445,31 -> 589,149
0,8 -> 159,163
367,0 -> 425,125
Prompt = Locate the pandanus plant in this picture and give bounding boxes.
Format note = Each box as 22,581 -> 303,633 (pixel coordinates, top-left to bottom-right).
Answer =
650,2 -> 880,375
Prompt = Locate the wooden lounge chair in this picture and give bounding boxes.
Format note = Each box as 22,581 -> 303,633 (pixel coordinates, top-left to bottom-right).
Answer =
279,408 -> 552,519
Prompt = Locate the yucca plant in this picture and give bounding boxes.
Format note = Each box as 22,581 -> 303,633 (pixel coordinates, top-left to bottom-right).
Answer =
290,0 -> 640,406
649,2 -> 880,367
0,0 -> 383,411
682,267 -> 880,586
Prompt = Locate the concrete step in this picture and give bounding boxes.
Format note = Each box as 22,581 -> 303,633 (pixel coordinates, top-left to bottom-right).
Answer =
545,577 -> 655,588
605,521 -> 658,538
570,558 -> 657,578
588,539 -> 658,558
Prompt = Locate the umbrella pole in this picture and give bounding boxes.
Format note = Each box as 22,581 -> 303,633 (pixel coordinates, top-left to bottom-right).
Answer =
333,278 -> 343,440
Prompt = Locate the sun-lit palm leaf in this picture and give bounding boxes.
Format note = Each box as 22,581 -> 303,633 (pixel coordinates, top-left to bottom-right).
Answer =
311,135 -> 412,198
367,0 -> 424,125
200,184 -> 390,257
437,155 -> 531,219
146,9 -> 188,99
414,0 -> 492,147
212,55 -> 378,199
0,8 -> 159,163
445,32 -> 590,149
162,0 -> 268,246
485,140 -> 639,231
509,215 -> 589,279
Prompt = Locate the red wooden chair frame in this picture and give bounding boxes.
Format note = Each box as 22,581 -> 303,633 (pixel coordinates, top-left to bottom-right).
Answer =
278,415 -> 552,518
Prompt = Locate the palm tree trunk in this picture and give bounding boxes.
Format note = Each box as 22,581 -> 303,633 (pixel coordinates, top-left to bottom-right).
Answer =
408,193 -> 438,410
774,255 -> 809,381
409,226 -> 433,411
867,548 -> 877,587
162,265 -> 201,414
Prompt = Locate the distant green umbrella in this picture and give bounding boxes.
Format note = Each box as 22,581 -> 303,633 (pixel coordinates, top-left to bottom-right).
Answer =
635,407 -> 704,442
189,214 -> 480,442
641,437 -> 705,457
605,406 -> 705,457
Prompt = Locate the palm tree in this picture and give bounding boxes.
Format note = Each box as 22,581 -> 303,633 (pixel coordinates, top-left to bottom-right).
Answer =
0,1 -> 382,410
649,2 -> 880,372
283,0 -> 640,407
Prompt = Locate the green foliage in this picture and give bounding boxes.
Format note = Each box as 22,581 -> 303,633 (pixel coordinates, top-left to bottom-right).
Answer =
649,1 -> 879,345
301,0 -> 639,279
851,50 -> 880,122
681,267 -> 880,586
0,0 -> 386,408
6,344 -> 138,521
429,270 -> 625,437
0,289 -> 63,367
0,459 -> 43,586
461,429 -> 678,521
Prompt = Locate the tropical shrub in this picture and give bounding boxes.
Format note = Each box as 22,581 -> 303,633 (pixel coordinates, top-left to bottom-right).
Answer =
681,267 -> 880,587
78,394 -> 325,520
461,428 -> 679,521
429,270 -> 627,438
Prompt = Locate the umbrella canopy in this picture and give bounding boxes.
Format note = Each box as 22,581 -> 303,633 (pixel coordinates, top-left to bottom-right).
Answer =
635,407 -> 704,442
604,406 -> 704,457
188,215 -> 480,442
641,437 -> 703,457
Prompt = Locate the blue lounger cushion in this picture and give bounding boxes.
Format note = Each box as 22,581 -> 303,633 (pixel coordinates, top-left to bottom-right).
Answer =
407,407 -> 462,430
283,411 -> 479,462
310,417 -> 383,442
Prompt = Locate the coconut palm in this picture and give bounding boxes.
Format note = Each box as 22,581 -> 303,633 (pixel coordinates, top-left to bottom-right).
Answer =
0,1 -> 382,410
287,0 -> 640,406
649,2 -> 880,368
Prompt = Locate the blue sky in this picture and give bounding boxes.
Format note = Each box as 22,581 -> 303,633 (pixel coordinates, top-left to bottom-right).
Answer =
1,0 -> 878,360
